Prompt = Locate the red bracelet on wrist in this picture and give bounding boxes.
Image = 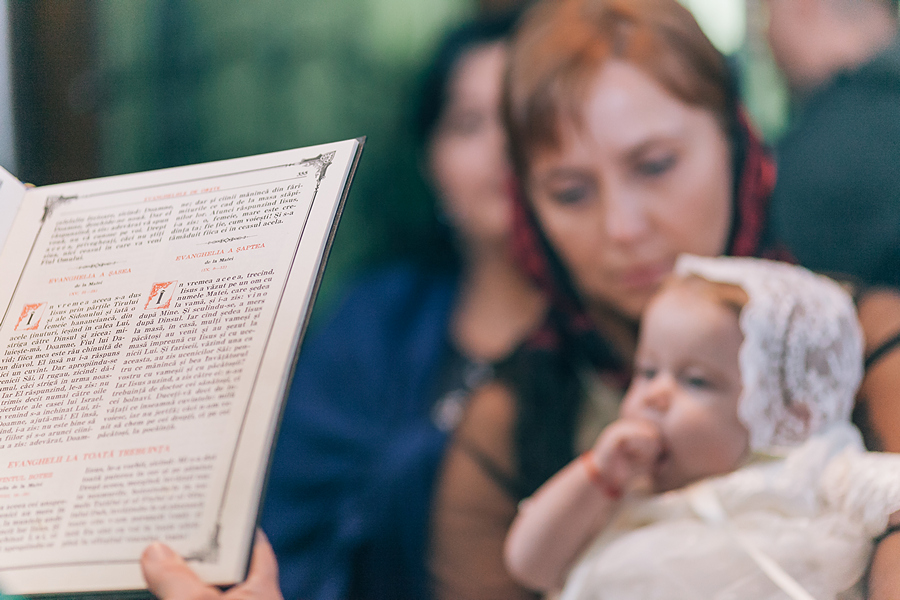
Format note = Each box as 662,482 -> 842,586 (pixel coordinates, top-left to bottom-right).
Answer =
580,451 -> 623,500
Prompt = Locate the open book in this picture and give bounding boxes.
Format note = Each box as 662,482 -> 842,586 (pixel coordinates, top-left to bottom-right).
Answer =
0,138 -> 363,596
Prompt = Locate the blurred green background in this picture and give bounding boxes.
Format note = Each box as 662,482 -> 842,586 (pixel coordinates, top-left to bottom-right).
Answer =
9,0 -> 789,325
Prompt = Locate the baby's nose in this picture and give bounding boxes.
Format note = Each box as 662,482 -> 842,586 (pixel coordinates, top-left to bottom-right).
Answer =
638,374 -> 674,414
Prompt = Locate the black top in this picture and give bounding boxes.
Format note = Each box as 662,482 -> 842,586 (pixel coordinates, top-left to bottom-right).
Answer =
770,34 -> 900,287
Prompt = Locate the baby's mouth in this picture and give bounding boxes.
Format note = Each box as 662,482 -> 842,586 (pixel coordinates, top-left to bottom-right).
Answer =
652,445 -> 670,476
632,444 -> 669,494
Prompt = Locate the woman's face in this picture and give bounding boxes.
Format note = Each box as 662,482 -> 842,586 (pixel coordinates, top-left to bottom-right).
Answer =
527,60 -> 733,320
428,42 -> 513,249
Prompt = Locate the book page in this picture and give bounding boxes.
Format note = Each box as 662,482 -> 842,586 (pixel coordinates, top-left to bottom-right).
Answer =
0,139 -> 361,595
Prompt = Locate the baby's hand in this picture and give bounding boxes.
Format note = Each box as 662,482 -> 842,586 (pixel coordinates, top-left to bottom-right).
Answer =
586,419 -> 662,496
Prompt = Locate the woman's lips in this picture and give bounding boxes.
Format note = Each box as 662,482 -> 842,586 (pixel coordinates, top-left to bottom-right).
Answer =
619,263 -> 670,290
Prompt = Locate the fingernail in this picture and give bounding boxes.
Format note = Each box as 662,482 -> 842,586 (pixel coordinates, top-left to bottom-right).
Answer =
144,541 -> 177,562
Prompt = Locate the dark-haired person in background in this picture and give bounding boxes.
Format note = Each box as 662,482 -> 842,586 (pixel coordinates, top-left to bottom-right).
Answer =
764,0 -> 900,288
257,12 -> 545,600
427,0 -> 900,597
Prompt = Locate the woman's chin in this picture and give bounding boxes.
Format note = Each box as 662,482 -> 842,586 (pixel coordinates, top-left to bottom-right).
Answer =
585,292 -> 651,326
603,286 -> 662,322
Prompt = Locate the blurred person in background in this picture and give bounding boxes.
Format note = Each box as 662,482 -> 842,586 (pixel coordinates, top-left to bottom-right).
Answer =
428,0 -> 900,597
764,0 -> 900,287
258,12 -> 545,600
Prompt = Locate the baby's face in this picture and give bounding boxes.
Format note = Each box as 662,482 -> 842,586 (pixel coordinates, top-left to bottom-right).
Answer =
620,284 -> 749,492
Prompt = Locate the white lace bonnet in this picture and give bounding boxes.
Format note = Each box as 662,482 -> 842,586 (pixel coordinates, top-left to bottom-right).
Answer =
673,255 -> 864,451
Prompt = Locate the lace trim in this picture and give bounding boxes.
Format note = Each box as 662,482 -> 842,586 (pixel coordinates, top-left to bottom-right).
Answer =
675,255 -> 863,451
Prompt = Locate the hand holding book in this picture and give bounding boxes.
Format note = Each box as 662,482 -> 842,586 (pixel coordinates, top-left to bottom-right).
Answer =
141,530 -> 282,600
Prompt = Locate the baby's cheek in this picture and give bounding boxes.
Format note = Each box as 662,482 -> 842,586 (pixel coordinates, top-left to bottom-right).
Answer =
677,418 -> 737,462
707,428 -> 749,471
617,390 -> 642,419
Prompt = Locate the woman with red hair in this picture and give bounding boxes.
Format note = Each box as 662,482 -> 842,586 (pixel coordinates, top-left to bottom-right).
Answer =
429,0 -> 900,597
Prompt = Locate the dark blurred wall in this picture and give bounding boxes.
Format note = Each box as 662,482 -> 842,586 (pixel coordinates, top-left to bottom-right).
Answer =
481,0 -> 527,13
0,1 -> 15,173
11,1 -> 98,185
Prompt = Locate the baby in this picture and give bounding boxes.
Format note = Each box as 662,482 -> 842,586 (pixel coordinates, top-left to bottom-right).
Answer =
505,255 -> 900,600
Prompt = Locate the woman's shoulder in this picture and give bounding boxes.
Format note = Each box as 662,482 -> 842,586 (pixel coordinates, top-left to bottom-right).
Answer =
449,381 -> 521,487
857,288 -> 900,352
853,286 -> 900,450
462,382 -> 518,431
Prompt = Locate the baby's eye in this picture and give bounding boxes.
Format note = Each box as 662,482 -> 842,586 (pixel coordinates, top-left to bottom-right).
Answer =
682,374 -> 712,389
635,366 -> 658,381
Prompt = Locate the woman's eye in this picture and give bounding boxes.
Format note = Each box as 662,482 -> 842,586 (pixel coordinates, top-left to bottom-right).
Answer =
635,154 -> 676,177
549,185 -> 591,206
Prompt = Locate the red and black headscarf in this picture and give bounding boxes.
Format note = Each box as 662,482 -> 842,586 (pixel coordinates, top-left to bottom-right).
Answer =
501,108 -> 788,498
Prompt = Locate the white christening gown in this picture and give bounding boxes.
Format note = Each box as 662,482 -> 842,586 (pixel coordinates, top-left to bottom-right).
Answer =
560,423 -> 900,600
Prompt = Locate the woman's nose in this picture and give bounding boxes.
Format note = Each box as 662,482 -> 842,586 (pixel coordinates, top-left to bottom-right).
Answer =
603,188 -> 650,245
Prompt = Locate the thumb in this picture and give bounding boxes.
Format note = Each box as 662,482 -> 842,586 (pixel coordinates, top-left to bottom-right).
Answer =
234,530 -> 282,598
141,542 -> 218,600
